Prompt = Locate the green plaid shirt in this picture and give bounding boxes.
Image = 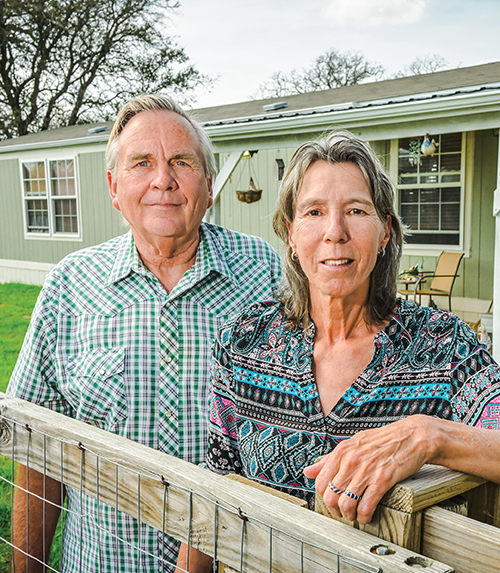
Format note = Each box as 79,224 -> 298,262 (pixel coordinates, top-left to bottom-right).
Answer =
8,222 -> 281,572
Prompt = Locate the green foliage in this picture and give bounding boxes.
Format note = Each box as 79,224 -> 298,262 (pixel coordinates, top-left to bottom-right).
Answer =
0,0 -> 211,138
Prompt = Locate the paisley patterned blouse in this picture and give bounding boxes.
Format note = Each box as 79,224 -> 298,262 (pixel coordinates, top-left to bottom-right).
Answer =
206,299 -> 500,508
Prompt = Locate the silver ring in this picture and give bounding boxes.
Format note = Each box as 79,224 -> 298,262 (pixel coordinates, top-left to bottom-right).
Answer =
328,481 -> 343,495
343,489 -> 362,501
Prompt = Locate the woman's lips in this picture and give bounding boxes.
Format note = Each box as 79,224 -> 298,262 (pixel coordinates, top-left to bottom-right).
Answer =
322,258 -> 353,266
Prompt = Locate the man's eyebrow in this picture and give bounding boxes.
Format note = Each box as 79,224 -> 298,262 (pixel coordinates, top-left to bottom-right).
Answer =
170,151 -> 200,163
126,152 -> 153,163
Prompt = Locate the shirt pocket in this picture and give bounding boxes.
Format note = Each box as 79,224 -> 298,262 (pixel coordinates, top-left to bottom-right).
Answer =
63,347 -> 128,430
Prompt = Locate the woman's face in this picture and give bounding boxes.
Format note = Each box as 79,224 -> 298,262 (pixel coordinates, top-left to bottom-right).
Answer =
288,161 -> 391,306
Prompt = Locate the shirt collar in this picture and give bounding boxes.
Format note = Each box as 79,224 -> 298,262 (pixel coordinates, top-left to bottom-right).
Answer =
190,223 -> 241,286
106,231 -> 139,286
105,224 -> 240,288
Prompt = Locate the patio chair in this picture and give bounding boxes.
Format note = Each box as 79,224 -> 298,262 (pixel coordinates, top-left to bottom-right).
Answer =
413,251 -> 464,312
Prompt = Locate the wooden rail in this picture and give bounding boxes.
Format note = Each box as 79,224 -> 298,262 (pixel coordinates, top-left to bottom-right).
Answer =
0,393 -> 455,573
317,463 -> 500,572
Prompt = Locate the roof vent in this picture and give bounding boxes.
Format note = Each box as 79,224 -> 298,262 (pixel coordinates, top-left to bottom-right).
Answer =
87,125 -> 109,134
262,101 -> 288,112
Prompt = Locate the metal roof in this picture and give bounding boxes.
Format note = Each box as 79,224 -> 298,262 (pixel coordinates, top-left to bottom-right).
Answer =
1,61 -> 500,153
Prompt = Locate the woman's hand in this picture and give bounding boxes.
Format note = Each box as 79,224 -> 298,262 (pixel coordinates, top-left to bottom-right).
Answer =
303,415 -> 438,524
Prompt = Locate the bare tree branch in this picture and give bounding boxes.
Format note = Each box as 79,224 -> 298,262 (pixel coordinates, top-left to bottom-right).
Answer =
0,0 -> 212,138
393,54 -> 453,78
253,49 -> 384,99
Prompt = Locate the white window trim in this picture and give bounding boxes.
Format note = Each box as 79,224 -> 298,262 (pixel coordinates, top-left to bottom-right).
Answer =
20,156 -> 82,241
390,132 -> 471,258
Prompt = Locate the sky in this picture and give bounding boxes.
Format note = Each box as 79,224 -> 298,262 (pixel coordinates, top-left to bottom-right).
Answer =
170,0 -> 500,109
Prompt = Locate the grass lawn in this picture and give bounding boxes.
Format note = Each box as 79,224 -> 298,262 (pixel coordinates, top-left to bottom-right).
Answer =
0,282 -> 63,571
0,283 -> 41,393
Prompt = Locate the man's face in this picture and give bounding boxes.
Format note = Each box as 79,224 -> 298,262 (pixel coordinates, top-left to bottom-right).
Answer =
107,110 -> 213,247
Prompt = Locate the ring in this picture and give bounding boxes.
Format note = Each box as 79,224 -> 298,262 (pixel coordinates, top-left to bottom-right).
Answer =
343,489 -> 362,501
328,481 -> 343,495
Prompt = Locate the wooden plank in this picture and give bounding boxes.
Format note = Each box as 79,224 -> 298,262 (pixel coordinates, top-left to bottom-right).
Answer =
379,464 -> 485,513
436,495 -> 468,516
220,475 -> 308,573
462,481 -> 500,526
422,505 -> 500,573
316,494 -> 422,552
0,394 -> 454,573
225,474 -> 308,508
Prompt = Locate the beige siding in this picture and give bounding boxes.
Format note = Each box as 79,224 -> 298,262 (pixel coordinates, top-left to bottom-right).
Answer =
0,159 -> 25,262
217,147 -> 298,253
0,151 -> 124,267
78,151 -> 125,246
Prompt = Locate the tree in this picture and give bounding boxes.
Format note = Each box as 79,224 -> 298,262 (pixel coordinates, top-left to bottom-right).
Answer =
0,0 -> 210,139
393,54 -> 451,78
254,49 -> 385,99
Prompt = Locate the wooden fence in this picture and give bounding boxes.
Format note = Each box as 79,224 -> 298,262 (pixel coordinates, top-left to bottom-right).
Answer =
0,393 -> 498,572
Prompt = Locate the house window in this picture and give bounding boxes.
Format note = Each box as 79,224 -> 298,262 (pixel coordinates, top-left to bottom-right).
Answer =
22,158 -> 79,236
275,158 -> 285,181
397,133 -> 463,246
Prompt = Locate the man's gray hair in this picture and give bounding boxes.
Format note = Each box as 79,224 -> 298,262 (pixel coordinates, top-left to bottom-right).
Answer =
272,130 -> 405,328
105,94 -> 217,180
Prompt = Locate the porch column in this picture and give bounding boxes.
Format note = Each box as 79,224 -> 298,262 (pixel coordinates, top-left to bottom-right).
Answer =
493,133 -> 500,360
206,150 -> 244,226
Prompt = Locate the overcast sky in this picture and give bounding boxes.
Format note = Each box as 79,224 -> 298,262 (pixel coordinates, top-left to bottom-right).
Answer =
171,0 -> 500,109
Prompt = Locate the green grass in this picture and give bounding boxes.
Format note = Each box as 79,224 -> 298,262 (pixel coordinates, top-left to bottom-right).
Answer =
0,283 -> 41,392
0,283 -> 64,571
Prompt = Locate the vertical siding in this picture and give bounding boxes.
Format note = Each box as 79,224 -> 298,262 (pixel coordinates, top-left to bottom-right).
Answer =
473,129 -> 496,300
218,146 -> 297,252
78,151 -> 125,246
0,159 -> 25,262
0,151 -> 124,266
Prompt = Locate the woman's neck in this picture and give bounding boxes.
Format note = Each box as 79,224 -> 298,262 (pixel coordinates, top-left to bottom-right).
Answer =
309,293 -> 376,344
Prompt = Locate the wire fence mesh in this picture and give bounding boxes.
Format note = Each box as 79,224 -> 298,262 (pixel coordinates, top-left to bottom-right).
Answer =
0,394 -> 453,573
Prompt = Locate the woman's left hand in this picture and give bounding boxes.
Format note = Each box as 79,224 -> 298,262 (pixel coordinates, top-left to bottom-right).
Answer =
303,414 -> 438,524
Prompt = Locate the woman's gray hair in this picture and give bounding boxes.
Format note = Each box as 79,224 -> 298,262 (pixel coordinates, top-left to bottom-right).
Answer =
273,130 -> 405,327
105,94 -> 217,180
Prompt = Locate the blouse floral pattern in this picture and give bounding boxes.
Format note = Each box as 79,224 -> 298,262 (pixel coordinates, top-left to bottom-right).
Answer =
206,299 -> 500,507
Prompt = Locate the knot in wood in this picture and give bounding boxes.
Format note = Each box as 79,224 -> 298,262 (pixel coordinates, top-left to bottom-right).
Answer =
0,419 -> 12,445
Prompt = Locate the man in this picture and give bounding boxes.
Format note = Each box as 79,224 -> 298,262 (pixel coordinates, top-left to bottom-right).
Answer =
8,94 -> 281,572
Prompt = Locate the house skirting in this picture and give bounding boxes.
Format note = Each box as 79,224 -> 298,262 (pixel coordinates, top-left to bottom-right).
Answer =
0,259 -> 54,286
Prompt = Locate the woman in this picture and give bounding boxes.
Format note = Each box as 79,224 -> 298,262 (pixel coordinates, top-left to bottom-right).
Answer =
176,131 -> 500,571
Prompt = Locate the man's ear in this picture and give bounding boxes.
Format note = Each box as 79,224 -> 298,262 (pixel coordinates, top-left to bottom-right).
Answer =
107,171 -> 121,212
206,178 -> 214,209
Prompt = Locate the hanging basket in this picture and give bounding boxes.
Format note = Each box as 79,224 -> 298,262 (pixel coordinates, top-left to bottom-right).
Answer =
236,189 -> 262,203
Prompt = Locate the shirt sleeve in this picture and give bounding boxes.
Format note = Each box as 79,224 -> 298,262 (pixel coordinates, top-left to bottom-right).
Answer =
269,246 -> 283,298
451,331 -> 500,429
205,331 -> 243,475
7,273 -> 72,416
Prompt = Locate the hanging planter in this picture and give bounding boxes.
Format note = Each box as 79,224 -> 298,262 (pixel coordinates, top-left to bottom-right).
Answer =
236,177 -> 262,203
235,150 -> 263,203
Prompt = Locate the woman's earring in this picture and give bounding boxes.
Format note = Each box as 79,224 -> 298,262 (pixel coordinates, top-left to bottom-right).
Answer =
378,246 -> 386,258
291,250 -> 299,262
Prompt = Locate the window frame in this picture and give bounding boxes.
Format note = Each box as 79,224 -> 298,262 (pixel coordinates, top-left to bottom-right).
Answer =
20,156 -> 81,240
390,132 -> 469,256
